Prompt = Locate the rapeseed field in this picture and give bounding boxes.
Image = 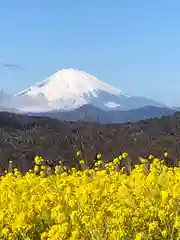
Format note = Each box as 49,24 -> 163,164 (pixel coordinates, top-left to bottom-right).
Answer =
0,152 -> 180,239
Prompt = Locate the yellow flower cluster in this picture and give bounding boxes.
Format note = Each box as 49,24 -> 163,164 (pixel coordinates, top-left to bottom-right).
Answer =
0,151 -> 180,239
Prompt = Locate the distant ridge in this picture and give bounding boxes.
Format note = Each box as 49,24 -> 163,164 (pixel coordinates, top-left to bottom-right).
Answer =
25,105 -> 176,124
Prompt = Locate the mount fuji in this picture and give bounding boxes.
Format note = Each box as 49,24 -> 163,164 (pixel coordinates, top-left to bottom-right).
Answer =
0,68 -> 176,123
7,68 -> 165,112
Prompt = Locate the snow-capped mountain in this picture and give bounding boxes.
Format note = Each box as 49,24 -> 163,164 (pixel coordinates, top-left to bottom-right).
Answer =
11,68 -> 165,113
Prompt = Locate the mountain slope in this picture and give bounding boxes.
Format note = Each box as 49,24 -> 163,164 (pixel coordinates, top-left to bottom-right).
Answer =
11,68 -> 165,112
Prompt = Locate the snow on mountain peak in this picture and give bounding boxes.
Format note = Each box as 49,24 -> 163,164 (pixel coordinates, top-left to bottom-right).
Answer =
16,68 -> 128,102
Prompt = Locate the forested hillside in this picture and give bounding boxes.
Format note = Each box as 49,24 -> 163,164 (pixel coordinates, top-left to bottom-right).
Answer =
0,111 -> 180,172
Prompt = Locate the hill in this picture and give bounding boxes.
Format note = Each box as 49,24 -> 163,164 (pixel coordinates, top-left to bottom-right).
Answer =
0,111 -> 180,172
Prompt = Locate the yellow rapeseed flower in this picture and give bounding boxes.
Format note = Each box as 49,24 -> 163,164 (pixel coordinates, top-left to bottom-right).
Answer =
97,153 -> 102,159
76,151 -> 81,157
122,152 -> 128,158
79,159 -> 85,165
164,151 -> 168,157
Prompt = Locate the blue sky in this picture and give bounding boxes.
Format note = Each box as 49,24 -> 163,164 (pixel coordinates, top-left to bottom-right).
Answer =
0,0 -> 180,106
